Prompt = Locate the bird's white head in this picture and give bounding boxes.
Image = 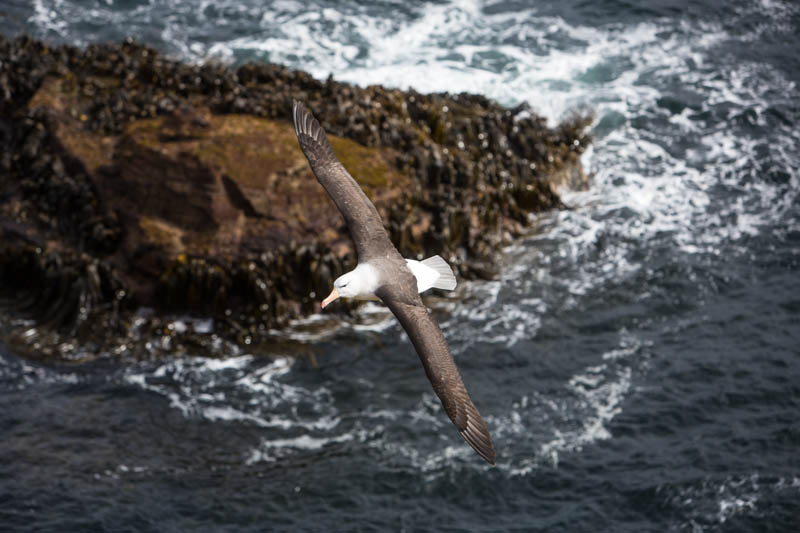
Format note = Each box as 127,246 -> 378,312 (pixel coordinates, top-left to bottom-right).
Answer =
320,264 -> 379,308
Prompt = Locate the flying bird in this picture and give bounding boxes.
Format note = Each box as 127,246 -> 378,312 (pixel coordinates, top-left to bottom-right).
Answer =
292,101 -> 496,464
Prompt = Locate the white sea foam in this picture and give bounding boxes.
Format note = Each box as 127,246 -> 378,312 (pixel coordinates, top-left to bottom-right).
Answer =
30,0 -> 68,39
280,301 -> 397,342
0,348 -> 80,390
245,432 -> 355,464
507,332 -> 646,476
669,474 -> 800,528
124,354 -> 339,432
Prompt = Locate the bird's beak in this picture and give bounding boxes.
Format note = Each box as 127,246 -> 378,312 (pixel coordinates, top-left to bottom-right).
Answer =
320,287 -> 339,309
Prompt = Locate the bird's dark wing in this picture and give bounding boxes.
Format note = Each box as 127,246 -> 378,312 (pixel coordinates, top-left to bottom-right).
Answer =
293,101 -> 398,261
376,281 -> 497,464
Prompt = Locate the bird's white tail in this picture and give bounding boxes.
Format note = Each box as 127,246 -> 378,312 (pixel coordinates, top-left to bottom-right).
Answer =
421,255 -> 458,291
405,255 -> 458,292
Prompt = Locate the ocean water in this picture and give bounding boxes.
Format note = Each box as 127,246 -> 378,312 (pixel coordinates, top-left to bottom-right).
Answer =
2,0 -> 800,531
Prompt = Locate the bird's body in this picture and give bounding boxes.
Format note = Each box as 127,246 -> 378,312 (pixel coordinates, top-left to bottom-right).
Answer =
293,102 -> 496,464
325,257 -> 456,304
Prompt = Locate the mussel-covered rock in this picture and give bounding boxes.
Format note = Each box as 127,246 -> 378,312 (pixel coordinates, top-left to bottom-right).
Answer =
0,36 -> 591,362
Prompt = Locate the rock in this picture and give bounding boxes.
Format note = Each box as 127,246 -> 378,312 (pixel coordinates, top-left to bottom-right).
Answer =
0,36 -> 592,362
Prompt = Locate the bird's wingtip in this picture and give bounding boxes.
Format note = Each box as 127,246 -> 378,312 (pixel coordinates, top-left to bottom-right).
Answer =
463,431 -> 497,465
292,100 -> 315,136
487,449 -> 497,465
459,413 -> 497,464
292,100 -> 301,128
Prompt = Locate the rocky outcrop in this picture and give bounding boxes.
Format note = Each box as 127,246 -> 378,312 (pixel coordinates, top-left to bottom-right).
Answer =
0,36 -> 591,361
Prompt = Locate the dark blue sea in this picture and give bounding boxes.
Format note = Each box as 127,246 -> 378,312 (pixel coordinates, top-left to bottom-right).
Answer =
1,1 -> 799,531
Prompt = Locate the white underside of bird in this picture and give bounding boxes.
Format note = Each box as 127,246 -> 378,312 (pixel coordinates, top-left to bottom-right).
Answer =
320,255 -> 457,308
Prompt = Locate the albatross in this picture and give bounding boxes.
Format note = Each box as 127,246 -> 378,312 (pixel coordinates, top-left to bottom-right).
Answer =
293,101 -> 496,464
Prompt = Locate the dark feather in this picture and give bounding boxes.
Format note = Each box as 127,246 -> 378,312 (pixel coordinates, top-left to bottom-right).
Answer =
293,101 -> 397,261
377,281 -> 497,465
